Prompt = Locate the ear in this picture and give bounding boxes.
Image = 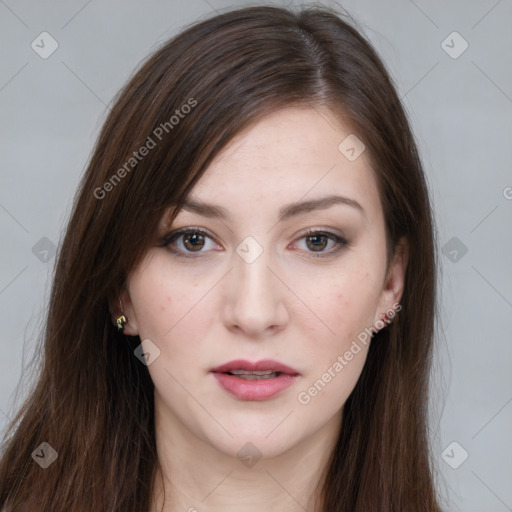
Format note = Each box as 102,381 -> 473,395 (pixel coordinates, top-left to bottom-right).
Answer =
373,236 -> 408,325
109,287 -> 139,336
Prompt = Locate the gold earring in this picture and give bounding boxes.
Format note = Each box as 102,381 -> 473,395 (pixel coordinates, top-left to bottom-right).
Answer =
116,315 -> 127,331
116,292 -> 127,331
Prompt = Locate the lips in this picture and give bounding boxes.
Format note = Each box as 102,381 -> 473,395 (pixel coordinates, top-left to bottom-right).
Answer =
210,359 -> 300,401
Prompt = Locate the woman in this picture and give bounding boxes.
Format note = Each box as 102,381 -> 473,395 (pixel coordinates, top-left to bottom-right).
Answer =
0,5 -> 441,511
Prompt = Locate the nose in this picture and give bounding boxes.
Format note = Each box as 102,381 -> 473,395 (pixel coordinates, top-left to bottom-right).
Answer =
222,245 -> 288,338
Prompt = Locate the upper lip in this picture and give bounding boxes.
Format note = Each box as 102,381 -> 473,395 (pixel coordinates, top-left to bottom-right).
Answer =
210,359 -> 300,375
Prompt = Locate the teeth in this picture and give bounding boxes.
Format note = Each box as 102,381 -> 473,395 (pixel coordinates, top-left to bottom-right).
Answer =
233,373 -> 278,380
229,369 -> 277,375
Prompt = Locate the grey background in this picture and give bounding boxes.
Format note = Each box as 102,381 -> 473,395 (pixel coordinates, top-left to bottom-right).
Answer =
1,0 -> 511,510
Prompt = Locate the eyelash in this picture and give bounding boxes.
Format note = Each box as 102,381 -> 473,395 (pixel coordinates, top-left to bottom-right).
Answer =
160,227 -> 349,259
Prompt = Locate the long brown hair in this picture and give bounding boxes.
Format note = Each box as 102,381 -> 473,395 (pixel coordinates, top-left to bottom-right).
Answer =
0,5 -> 441,511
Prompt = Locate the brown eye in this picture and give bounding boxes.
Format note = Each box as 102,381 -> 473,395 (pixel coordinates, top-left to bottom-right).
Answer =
183,232 -> 205,251
292,230 -> 349,258
305,234 -> 329,252
162,228 -> 220,257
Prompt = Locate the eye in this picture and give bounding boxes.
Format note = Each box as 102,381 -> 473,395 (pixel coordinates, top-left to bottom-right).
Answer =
291,229 -> 348,257
161,228 -> 220,256
161,227 -> 349,259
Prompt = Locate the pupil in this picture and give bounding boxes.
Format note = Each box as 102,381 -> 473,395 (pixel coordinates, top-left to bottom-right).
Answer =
307,235 -> 327,251
184,232 -> 204,251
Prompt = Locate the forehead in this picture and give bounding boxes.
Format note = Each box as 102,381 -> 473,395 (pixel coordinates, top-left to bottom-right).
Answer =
183,106 -> 381,222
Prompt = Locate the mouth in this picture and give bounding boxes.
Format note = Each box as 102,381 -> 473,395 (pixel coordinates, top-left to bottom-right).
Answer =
210,359 -> 300,378
222,369 -> 282,380
210,359 -> 300,401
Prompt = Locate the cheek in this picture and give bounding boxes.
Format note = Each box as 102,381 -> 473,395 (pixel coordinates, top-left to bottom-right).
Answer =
127,254 -> 217,374
293,264 -> 382,407
129,281 -> 172,339
296,285 -> 374,413
305,268 -> 381,349
129,253 -> 206,337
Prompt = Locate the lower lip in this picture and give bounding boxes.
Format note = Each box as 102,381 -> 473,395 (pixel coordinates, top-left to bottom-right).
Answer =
211,372 -> 298,401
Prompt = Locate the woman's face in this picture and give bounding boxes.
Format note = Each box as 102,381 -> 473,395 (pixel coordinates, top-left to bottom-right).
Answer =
121,106 -> 407,460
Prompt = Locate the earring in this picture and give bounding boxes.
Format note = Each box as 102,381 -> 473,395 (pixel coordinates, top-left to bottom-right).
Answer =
116,314 -> 127,331
116,292 -> 127,331
380,311 -> 395,326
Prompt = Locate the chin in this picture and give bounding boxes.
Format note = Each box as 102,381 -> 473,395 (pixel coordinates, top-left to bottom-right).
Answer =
196,414 -> 309,462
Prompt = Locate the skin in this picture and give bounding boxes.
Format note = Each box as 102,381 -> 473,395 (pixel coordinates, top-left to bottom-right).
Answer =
113,106 -> 408,512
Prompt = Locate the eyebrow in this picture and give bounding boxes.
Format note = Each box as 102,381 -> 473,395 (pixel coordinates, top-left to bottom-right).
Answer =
174,194 -> 367,222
